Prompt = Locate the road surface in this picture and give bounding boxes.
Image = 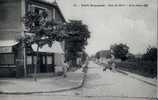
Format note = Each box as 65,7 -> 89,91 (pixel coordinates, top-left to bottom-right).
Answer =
0,61 -> 156,100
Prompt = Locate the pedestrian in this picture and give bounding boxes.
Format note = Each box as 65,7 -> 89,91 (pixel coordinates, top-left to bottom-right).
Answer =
111,61 -> 116,71
63,61 -> 68,78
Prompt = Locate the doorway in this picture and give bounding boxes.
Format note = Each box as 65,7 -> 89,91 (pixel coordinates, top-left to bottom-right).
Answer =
39,55 -> 47,73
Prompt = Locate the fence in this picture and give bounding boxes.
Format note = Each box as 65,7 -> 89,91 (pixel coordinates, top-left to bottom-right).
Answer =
115,61 -> 157,78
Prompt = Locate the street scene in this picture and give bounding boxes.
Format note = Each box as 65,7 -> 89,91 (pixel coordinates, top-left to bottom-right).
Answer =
0,0 -> 157,100
0,61 -> 156,100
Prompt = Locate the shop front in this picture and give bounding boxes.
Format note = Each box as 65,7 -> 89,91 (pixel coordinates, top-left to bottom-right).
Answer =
0,40 -> 65,77
0,40 -> 18,77
27,41 -> 65,75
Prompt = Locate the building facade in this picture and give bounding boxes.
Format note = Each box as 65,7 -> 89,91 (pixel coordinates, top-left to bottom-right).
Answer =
0,0 -> 66,77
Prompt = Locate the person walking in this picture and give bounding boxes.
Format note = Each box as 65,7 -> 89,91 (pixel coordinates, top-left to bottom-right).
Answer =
111,61 -> 116,71
63,61 -> 68,78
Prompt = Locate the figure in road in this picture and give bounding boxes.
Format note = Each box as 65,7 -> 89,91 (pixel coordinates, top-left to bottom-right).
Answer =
103,60 -> 112,71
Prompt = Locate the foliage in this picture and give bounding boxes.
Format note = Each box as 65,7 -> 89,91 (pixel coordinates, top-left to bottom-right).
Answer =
81,51 -> 88,64
21,10 -> 67,47
110,43 -> 129,61
18,9 -> 67,79
126,53 -> 135,60
142,47 -> 157,61
64,20 -> 90,66
95,52 -> 100,59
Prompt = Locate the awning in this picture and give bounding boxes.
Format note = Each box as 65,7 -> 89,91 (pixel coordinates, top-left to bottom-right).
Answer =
0,40 -> 18,53
31,41 -> 64,54
0,40 -> 18,46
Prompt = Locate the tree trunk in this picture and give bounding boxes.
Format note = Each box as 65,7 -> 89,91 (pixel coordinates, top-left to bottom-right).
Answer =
34,45 -> 39,81
72,58 -> 77,67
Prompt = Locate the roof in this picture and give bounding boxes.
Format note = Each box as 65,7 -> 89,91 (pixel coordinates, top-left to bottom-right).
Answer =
96,50 -> 111,58
0,40 -> 18,47
32,41 -> 64,54
29,0 -> 66,22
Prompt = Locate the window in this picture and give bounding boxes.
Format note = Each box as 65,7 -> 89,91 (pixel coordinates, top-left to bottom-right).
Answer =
47,56 -> 52,64
43,56 -> 45,64
27,56 -> 32,64
33,56 -> 37,64
29,4 -> 46,13
29,4 -> 47,26
0,54 -> 15,65
54,53 -> 63,65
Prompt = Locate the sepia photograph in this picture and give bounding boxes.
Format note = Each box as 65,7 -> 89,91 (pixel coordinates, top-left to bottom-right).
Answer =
0,0 -> 157,100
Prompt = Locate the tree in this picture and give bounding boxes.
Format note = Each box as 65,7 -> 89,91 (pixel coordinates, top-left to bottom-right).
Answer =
95,52 -> 100,59
19,10 -> 67,80
64,20 -> 90,67
81,51 -> 88,64
110,43 -> 129,61
126,53 -> 135,60
142,47 -> 157,61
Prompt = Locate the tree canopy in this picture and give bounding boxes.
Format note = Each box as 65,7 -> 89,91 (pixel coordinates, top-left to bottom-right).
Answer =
142,47 -> 157,61
110,43 -> 129,61
18,9 -> 68,80
20,10 -> 67,48
64,20 -> 90,66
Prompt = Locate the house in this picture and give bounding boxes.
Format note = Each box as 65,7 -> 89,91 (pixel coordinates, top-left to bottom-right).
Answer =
95,50 -> 111,64
0,0 -> 66,77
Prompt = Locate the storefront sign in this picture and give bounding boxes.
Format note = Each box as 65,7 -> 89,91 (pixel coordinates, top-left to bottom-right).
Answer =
0,47 -> 12,53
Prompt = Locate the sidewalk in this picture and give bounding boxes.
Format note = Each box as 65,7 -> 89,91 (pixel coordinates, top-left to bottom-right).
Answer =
116,69 -> 157,87
0,69 -> 86,94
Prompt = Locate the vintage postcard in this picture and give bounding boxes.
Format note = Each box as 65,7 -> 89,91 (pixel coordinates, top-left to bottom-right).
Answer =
0,0 -> 157,100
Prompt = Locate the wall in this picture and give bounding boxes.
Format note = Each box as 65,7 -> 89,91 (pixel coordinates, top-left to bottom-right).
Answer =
54,53 -> 64,66
55,8 -> 64,22
28,1 -> 64,23
0,0 -> 24,40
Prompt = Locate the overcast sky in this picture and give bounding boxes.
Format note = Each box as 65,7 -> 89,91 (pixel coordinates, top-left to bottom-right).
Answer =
47,0 -> 157,56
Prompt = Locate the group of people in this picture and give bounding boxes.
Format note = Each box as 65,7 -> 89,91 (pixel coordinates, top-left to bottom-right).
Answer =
103,60 -> 116,72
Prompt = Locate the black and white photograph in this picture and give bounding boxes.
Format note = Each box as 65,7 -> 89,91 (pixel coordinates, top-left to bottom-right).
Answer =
0,0 -> 157,100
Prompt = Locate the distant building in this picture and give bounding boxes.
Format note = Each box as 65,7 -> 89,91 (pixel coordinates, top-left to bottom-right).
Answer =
95,50 -> 111,64
0,0 -> 66,77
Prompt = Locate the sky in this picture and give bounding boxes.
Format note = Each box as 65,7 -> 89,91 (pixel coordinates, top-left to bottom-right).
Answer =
47,0 -> 157,56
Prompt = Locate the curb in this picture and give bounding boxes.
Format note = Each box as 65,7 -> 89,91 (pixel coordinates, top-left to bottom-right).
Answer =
116,69 -> 128,75
0,70 -> 87,95
116,69 -> 156,87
